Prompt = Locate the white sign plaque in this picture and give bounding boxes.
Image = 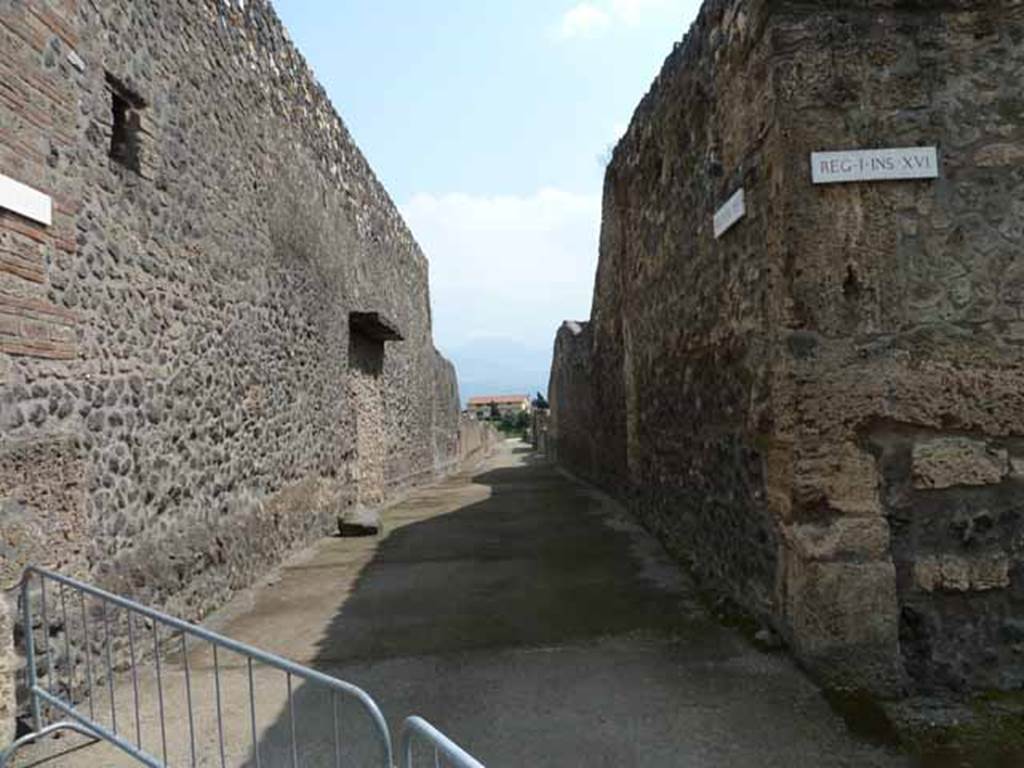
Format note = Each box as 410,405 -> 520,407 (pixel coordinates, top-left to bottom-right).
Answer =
811,147 -> 939,185
0,174 -> 52,226
713,188 -> 746,239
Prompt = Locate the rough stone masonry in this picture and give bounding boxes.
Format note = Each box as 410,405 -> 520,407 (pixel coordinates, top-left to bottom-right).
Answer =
0,0 -> 484,743
549,0 -> 1024,702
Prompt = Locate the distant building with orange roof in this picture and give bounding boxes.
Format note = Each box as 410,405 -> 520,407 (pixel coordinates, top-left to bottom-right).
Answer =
466,394 -> 532,420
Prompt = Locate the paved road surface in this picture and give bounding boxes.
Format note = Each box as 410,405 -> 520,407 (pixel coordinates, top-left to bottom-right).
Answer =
16,439 -> 907,766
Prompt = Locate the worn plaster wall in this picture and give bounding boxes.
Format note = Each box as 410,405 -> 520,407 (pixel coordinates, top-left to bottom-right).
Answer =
0,0 -> 462,734
549,0 -> 1024,697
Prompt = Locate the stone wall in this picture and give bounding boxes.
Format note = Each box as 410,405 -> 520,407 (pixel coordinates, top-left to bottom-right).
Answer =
530,408 -> 549,454
0,0 -> 462,737
549,0 -> 1024,698
457,415 -> 501,468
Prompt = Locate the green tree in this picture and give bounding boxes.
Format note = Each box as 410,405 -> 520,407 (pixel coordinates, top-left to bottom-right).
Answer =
496,409 -> 529,437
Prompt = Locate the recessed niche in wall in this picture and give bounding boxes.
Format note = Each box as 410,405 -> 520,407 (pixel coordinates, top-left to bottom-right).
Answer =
106,73 -> 148,174
349,312 -> 403,377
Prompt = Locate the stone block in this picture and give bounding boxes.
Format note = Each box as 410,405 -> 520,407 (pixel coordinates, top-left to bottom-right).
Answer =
337,505 -> 381,538
784,556 -> 902,694
911,437 -> 1008,490
786,557 -> 899,655
793,442 -> 882,518
788,517 -> 890,562
913,554 -> 1010,593
974,143 -> 1024,167
1009,454 -> 1024,478
761,440 -> 792,503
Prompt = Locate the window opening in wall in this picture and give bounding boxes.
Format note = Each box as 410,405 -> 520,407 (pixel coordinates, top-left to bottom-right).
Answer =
106,73 -> 147,174
348,312 -> 403,377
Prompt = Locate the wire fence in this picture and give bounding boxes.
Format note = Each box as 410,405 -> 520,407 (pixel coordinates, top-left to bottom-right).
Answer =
1,565 -> 398,767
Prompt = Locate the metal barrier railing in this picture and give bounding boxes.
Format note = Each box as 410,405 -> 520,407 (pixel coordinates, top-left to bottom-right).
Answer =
0,565 -> 397,767
400,717 -> 484,768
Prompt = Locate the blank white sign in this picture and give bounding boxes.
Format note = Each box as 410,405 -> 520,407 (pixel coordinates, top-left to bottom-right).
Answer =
811,147 -> 939,185
713,188 -> 746,239
0,174 -> 52,226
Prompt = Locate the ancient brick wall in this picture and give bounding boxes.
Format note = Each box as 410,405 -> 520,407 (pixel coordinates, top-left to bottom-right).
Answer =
549,0 -> 1024,698
0,0 -> 462,728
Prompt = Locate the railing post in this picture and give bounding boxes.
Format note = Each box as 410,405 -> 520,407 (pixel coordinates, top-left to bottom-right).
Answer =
401,722 -> 413,768
20,572 -> 40,734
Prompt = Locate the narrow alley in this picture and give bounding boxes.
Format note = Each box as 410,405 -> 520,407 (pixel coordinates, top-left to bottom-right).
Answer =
23,441 -> 906,767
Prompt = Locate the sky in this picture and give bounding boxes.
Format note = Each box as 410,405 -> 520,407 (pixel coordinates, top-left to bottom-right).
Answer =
273,0 -> 702,403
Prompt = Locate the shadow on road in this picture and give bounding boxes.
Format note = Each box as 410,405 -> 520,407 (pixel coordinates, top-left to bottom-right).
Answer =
245,447 -> 691,766
241,445 -> 909,768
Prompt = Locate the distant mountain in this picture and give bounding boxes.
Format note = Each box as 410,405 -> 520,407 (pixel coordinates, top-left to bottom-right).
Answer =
440,336 -> 552,407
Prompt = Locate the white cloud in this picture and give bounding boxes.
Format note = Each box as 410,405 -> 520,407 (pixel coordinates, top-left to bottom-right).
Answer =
610,0 -> 673,24
401,188 -> 600,358
555,3 -> 611,40
553,0 -> 688,40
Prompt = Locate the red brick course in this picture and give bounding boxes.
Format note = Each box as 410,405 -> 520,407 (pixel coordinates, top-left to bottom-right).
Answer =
0,1 -> 80,361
